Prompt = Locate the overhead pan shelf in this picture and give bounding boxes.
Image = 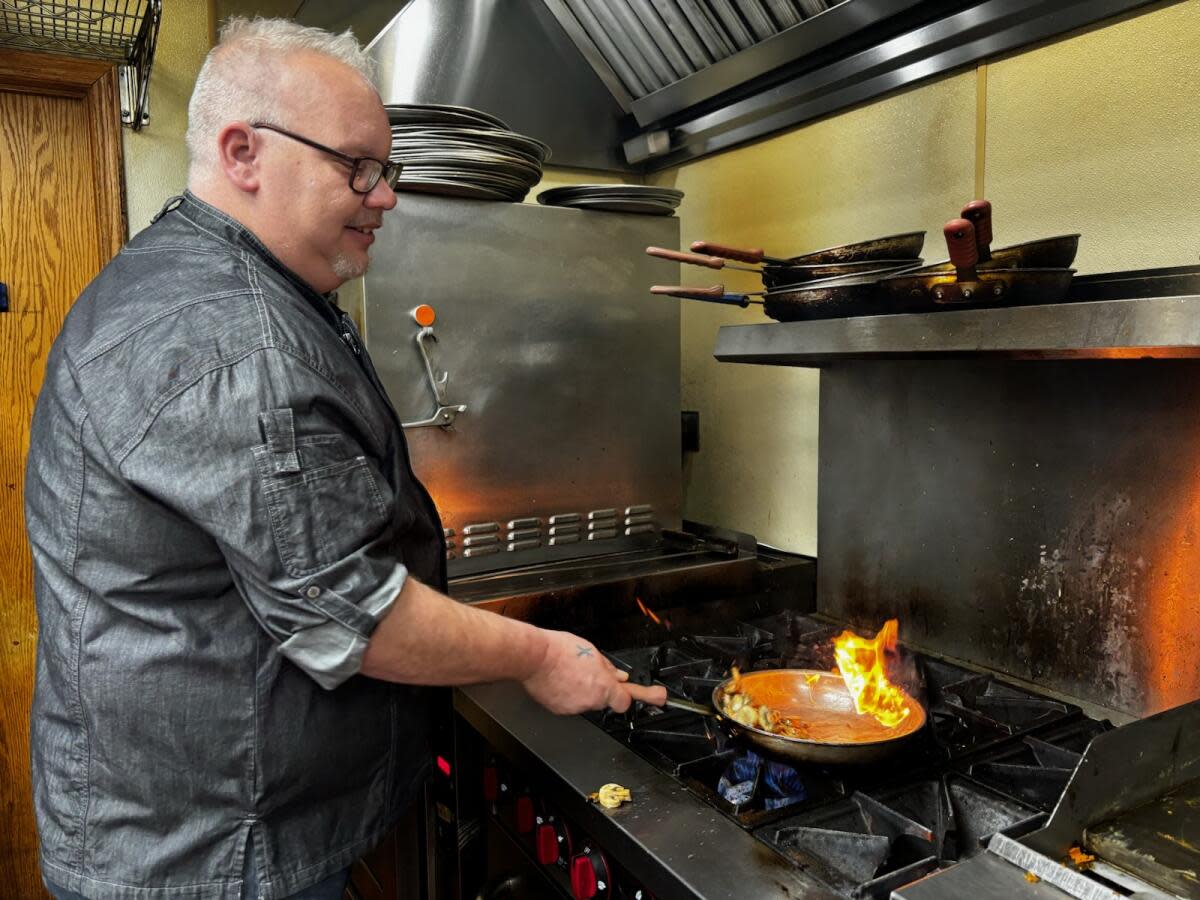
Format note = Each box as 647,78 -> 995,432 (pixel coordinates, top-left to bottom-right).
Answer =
713,266 -> 1200,366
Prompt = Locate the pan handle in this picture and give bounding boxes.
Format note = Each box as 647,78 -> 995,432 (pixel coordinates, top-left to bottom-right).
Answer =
650,285 -> 755,308
689,241 -> 768,264
943,219 -> 979,282
664,697 -> 716,716
961,200 -> 993,263
646,246 -> 734,270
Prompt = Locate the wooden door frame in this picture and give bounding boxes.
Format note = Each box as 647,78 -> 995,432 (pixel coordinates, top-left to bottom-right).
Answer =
0,48 -> 127,257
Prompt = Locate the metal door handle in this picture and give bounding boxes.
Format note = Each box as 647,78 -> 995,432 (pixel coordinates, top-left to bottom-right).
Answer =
0,282 -> 9,312
402,325 -> 467,429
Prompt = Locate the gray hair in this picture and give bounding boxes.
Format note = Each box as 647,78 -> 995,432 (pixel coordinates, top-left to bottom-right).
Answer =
186,17 -> 377,179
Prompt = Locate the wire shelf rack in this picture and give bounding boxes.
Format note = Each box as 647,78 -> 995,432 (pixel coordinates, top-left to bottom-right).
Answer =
0,0 -> 163,129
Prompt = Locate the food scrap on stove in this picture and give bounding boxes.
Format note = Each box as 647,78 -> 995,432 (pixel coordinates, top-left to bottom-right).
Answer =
588,783 -> 632,809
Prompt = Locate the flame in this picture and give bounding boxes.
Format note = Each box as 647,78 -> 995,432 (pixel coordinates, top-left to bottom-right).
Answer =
831,619 -> 912,728
635,597 -> 671,630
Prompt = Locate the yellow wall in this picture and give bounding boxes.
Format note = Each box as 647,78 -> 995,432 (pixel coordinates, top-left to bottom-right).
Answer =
122,0 -> 214,234
651,0 -> 1200,556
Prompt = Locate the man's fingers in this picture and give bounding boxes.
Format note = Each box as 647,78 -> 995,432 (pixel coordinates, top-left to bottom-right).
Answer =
606,684 -> 632,714
624,683 -> 667,707
613,669 -> 630,682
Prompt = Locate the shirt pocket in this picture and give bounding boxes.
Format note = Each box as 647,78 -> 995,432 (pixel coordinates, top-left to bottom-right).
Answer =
253,433 -> 390,578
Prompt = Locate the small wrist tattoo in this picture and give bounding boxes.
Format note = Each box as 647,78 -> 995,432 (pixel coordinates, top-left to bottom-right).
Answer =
576,645 -> 594,657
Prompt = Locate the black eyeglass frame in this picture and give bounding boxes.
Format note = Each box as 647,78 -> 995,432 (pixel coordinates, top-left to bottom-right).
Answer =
250,122 -> 402,194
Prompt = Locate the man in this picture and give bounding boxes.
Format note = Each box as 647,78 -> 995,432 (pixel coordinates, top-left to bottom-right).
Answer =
25,17 -> 665,900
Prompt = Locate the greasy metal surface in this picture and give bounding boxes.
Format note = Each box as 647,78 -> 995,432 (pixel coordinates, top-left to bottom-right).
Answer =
814,360 -> 1200,718
361,195 -> 681,577
714,293 -> 1200,364
1028,699 -> 1200,856
1085,778 -> 1200,898
455,681 -> 840,899
894,847 -> 1078,899
709,669 -> 927,764
366,0 -> 632,171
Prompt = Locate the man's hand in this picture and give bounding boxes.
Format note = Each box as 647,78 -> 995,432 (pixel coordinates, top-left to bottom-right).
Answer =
521,630 -> 667,715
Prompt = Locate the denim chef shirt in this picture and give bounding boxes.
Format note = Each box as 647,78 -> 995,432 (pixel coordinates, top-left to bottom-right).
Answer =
25,192 -> 446,900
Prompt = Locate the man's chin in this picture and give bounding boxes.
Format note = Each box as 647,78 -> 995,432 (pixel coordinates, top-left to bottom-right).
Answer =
331,252 -> 369,283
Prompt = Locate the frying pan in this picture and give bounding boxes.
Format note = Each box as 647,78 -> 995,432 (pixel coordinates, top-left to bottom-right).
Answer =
653,217 -> 1075,319
651,262 -> 927,321
920,200 -> 1080,270
874,218 -> 1075,309
666,669 -> 927,765
689,231 -> 927,266
646,245 -> 919,287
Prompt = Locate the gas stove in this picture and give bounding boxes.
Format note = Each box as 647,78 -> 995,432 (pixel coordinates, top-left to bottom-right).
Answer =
581,611 -> 1112,899
446,558 -> 1130,900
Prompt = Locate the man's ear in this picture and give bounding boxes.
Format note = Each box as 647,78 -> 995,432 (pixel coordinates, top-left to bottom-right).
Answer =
215,121 -> 261,192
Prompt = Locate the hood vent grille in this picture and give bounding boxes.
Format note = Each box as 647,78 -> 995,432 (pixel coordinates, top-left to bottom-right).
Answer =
550,0 -> 840,101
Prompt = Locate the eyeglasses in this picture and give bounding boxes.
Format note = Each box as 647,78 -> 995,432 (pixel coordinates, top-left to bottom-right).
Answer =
251,122 -> 402,194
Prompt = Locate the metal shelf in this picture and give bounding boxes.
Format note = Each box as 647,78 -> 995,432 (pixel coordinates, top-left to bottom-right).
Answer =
0,0 -> 161,129
713,268 -> 1200,366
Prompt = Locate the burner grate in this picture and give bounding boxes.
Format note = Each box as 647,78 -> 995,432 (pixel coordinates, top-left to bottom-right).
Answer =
764,775 -> 1042,898
588,612 -> 1105,896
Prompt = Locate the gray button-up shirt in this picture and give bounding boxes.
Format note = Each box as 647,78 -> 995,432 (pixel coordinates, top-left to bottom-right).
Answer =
25,193 -> 445,899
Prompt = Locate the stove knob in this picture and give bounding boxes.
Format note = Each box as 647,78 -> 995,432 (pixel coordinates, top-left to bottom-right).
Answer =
482,766 -> 498,803
570,848 -> 610,899
535,823 -> 559,865
515,795 -> 535,834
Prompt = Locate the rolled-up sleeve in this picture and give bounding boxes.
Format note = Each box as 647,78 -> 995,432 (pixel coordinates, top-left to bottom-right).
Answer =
120,347 -> 409,688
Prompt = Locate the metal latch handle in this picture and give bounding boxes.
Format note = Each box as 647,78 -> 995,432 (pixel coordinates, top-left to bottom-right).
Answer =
402,325 -> 467,429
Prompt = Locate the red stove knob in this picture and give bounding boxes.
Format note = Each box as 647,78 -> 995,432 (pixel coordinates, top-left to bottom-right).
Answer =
571,855 -> 598,899
536,823 -> 559,865
482,766 -> 498,802
515,795 -> 535,833
570,849 -> 609,899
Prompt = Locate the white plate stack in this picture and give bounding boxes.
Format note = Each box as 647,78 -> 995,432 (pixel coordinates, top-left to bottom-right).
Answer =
536,184 -> 684,216
386,103 -> 550,202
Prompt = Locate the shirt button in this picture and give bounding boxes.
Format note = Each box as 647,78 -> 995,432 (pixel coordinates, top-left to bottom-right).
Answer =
305,586 -> 321,599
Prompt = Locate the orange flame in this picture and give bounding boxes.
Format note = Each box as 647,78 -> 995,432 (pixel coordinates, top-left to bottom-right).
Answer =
831,619 -> 912,728
635,597 -> 671,630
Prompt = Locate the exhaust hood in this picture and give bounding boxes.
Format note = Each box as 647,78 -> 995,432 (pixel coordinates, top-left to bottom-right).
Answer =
261,0 -> 1162,173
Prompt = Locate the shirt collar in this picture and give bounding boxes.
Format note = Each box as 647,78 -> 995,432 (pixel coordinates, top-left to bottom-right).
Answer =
160,191 -> 347,331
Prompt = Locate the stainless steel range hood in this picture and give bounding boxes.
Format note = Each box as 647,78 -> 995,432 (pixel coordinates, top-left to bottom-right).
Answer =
284,0 -> 1164,172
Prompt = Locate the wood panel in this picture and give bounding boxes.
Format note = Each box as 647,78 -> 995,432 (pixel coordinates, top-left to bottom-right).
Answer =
0,65 -> 119,895
0,48 -> 111,98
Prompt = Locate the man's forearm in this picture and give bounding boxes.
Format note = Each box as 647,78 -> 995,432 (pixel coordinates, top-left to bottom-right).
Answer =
359,576 -> 550,685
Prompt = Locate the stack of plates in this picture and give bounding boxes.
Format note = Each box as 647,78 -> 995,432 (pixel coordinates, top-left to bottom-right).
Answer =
386,103 -> 550,202
536,184 -> 684,216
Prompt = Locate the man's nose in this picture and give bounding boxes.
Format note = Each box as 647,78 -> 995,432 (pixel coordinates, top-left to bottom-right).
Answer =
366,177 -> 397,210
